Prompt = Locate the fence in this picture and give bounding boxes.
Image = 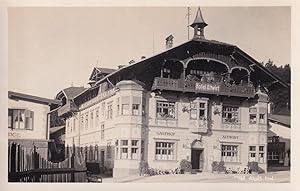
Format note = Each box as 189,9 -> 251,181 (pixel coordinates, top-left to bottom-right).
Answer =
8,142 -> 87,182
65,145 -> 114,175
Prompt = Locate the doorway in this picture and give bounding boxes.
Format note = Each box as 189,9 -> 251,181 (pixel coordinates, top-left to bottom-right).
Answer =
191,149 -> 204,170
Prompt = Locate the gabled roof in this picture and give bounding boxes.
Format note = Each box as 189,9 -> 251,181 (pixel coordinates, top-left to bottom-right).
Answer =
269,114 -> 291,127
8,91 -> 61,105
63,87 -> 87,99
89,67 -> 116,81
56,86 -> 87,100
93,38 -> 289,90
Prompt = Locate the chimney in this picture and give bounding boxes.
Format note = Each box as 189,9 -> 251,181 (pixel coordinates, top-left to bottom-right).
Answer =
129,59 -> 135,64
118,65 -> 126,69
165,35 -> 174,49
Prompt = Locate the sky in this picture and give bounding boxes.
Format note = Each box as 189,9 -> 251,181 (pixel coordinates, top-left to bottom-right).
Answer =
8,7 -> 291,99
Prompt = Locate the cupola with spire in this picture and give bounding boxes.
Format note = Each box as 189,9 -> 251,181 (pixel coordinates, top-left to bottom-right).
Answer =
190,7 -> 208,39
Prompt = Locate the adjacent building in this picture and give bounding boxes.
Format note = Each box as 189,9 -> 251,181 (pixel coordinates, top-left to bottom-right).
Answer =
267,114 -> 290,167
8,91 -> 61,159
59,8 -> 289,177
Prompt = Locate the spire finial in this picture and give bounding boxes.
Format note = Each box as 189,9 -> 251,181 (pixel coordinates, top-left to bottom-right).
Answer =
190,7 -> 208,39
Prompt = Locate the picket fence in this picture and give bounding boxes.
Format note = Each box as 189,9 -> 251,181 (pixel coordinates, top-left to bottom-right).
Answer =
8,142 -> 87,182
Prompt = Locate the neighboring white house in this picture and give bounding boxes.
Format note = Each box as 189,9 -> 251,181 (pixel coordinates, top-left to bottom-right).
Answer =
8,91 -> 61,159
267,114 -> 290,167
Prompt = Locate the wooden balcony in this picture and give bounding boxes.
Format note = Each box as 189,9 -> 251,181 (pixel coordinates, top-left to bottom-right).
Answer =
57,101 -> 78,117
152,77 -> 255,98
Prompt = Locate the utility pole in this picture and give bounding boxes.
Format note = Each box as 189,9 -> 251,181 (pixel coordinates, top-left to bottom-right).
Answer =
186,7 -> 191,40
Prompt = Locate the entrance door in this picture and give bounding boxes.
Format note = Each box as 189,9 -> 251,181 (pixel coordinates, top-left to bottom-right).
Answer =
191,149 -> 203,170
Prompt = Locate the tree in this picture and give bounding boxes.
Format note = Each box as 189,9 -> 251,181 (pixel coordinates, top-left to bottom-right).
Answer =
264,59 -> 290,115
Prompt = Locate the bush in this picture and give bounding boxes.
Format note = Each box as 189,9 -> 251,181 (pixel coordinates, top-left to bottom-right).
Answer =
211,161 -> 219,172
247,162 -> 265,174
211,161 -> 226,173
179,159 -> 192,173
139,161 -> 149,176
218,161 -> 226,173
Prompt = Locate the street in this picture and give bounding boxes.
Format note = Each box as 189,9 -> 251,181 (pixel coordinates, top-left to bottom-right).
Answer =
104,171 -> 290,183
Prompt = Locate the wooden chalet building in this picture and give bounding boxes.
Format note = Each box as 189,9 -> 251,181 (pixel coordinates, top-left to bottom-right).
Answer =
59,8 -> 289,177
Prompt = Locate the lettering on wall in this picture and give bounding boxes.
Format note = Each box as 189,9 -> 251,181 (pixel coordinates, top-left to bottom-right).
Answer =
221,135 -> 239,140
156,131 -> 175,136
195,83 -> 220,92
8,132 -> 20,138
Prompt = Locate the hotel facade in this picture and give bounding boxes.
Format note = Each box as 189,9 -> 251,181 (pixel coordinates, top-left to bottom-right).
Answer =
59,8 -> 289,177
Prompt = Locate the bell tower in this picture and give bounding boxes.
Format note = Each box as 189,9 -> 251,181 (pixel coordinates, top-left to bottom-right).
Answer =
190,7 -> 208,39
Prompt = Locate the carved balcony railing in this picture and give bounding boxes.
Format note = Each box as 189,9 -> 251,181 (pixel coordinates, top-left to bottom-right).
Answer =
57,101 -> 79,117
152,77 -> 255,98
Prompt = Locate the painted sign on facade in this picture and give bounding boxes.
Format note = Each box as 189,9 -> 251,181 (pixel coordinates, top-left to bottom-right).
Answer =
195,83 -> 220,92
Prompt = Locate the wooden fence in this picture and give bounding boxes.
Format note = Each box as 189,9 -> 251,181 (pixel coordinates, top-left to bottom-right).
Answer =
8,142 -> 87,182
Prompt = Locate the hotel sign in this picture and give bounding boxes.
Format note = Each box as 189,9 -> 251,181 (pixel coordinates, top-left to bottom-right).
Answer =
195,83 -> 220,92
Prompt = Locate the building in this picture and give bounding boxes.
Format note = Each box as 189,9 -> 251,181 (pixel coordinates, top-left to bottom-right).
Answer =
49,86 -> 87,161
267,114 -> 290,167
8,91 -> 61,159
59,8 -> 289,177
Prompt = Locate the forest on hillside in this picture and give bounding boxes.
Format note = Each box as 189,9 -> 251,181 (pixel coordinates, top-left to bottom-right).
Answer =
264,60 -> 291,116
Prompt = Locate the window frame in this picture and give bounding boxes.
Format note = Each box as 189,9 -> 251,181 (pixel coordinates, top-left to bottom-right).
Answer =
155,141 -> 176,161
156,100 -> 176,119
8,108 -> 34,130
222,106 -> 240,123
221,144 -> 239,162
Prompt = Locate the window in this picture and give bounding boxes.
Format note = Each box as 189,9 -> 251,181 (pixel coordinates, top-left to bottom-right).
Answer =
155,142 -> 175,160
101,124 -> 104,140
249,108 -> 257,124
199,102 -> 206,119
221,145 -> 239,162
107,103 -> 113,119
80,115 -> 84,130
131,140 -> 139,159
259,146 -> 265,163
162,68 -> 171,78
222,106 -> 239,123
116,98 -> 120,116
190,103 -> 197,119
90,111 -> 94,128
122,104 -> 129,115
120,140 -> 129,159
95,108 -> 99,128
268,136 -> 280,143
249,146 -> 256,162
132,104 -> 140,115
157,101 -> 175,119
85,113 -> 88,129
268,152 -> 279,160
259,114 -> 266,124
73,118 -> 76,132
8,109 -> 34,130
101,102 -> 105,117
107,141 -> 112,159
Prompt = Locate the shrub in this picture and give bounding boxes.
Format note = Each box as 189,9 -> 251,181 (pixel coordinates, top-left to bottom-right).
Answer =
211,161 -> 226,173
247,162 -> 265,174
179,159 -> 192,173
211,161 -> 219,172
218,161 -> 226,173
